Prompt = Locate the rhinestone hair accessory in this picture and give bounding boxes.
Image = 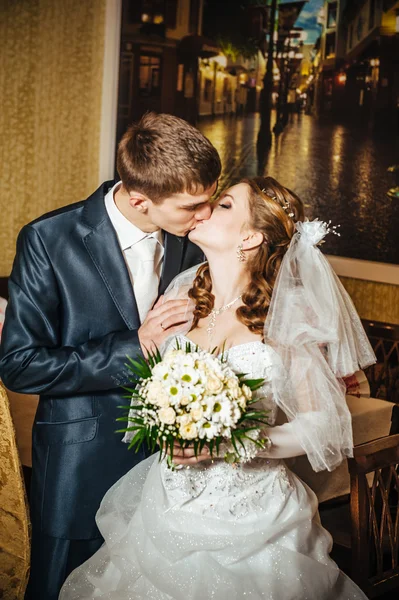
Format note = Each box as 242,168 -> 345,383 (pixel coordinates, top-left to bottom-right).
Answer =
296,219 -> 341,247
261,187 -> 294,218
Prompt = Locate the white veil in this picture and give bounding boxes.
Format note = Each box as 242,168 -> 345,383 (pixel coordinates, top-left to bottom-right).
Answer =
263,219 -> 375,471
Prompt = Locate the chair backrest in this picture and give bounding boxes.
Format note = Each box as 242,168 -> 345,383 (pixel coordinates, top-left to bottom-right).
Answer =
363,319 -> 399,403
0,383 -> 30,600
348,433 -> 399,598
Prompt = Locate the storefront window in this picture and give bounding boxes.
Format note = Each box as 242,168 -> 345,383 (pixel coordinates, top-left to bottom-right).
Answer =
139,55 -> 162,96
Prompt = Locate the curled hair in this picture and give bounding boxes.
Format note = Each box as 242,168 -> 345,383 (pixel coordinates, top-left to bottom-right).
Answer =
189,177 -> 304,336
117,112 -> 221,202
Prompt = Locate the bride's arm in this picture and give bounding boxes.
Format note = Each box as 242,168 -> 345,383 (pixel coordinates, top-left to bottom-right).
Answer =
263,343 -> 353,472
256,422 -> 305,459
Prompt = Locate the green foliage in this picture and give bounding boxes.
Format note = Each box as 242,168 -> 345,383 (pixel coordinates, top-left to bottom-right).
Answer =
203,0 -> 264,60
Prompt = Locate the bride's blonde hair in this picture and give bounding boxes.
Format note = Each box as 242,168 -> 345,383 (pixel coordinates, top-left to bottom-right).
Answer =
188,177 -> 304,336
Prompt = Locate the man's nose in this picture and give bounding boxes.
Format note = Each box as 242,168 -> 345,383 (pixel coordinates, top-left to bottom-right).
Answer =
195,203 -> 212,221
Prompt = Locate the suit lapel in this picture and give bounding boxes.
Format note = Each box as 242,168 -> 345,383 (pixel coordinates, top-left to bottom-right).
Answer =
82,183 -> 140,330
159,233 -> 184,295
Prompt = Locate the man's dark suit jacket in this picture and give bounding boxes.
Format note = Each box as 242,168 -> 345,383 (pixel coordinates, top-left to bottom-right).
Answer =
0,181 -> 203,540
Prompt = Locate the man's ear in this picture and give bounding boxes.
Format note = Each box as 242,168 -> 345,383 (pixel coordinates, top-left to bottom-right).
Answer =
241,231 -> 264,251
128,192 -> 150,213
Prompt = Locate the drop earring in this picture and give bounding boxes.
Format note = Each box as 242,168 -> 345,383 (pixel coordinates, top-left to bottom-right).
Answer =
236,244 -> 246,262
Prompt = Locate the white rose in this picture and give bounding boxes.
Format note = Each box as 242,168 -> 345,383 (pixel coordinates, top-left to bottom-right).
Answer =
163,349 -> 184,365
241,384 -> 252,400
179,421 -> 198,440
156,393 -> 171,408
190,406 -> 204,422
158,407 -> 176,425
146,380 -> 164,403
226,377 -> 240,398
178,413 -> 192,427
206,375 -> 224,395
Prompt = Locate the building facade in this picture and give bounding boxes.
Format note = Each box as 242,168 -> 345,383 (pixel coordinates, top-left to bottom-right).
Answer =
116,0 -> 219,142
311,0 -> 399,127
197,52 -> 265,118
342,0 -> 399,125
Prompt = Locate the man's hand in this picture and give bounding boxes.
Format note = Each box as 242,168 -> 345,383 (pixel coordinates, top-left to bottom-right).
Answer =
138,296 -> 193,355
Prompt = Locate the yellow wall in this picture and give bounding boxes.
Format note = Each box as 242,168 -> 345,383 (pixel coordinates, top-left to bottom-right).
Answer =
0,0 -> 107,276
340,277 -> 399,325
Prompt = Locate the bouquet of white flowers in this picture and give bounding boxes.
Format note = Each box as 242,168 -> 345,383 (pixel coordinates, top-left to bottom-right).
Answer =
117,341 -> 270,467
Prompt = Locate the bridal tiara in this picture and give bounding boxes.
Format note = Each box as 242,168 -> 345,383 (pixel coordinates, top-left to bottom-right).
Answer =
261,187 -> 294,218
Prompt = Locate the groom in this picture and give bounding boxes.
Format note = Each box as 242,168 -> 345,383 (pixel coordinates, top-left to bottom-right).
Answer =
0,112 -> 220,600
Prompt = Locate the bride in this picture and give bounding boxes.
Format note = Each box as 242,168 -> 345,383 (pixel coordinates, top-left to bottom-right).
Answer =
60,176 -> 375,599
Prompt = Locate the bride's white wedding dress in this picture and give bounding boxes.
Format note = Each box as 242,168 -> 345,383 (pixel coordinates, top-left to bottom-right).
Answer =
60,337 -> 368,600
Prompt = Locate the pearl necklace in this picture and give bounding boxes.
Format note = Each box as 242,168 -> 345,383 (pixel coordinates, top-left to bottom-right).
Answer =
206,295 -> 242,340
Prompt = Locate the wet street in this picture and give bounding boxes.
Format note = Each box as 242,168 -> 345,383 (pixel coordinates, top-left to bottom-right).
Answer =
198,113 -> 399,264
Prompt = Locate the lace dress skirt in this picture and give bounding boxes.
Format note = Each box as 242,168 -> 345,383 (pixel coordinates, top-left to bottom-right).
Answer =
59,453 -> 368,600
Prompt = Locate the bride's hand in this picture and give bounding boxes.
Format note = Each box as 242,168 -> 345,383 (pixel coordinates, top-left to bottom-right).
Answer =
168,442 -> 212,465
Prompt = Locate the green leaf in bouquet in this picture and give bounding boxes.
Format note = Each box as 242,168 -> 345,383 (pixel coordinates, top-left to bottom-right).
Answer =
199,438 -> 207,454
232,430 -> 247,453
208,439 -> 215,458
127,428 -> 147,452
166,436 -> 176,469
230,435 -> 240,457
146,347 -> 162,368
149,427 -> 158,453
154,346 -> 162,363
193,440 -> 199,458
120,386 -> 140,394
125,355 -> 151,379
125,417 -> 146,425
241,378 -> 264,391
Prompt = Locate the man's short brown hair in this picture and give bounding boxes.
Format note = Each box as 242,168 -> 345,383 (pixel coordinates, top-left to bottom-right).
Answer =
116,112 -> 221,202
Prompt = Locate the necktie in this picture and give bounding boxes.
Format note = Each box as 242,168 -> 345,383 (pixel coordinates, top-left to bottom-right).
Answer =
129,236 -> 160,323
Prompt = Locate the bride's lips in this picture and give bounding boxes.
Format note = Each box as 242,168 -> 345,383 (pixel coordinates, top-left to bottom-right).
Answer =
190,221 -> 205,230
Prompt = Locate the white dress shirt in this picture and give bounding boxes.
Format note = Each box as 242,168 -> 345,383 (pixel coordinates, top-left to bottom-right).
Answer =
104,182 -> 164,321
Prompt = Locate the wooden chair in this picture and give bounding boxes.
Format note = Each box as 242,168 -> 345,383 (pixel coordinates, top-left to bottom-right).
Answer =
347,433 -> 399,598
0,383 -> 30,600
